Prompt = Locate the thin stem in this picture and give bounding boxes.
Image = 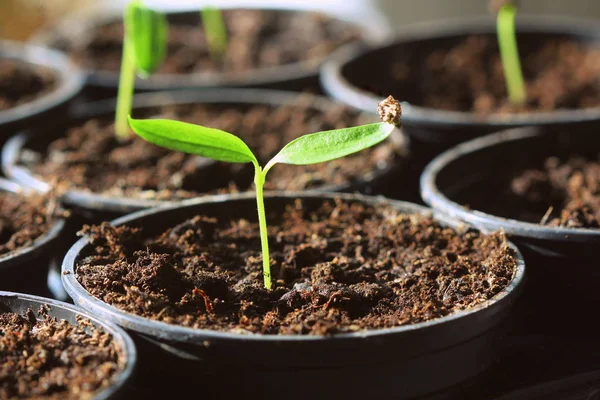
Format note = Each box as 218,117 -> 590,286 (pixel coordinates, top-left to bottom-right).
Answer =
254,165 -> 272,290
115,36 -> 136,139
201,7 -> 228,62
497,4 -> 526,105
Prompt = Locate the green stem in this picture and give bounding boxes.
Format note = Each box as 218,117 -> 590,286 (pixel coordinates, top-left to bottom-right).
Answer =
497,4 -> 526,105
115,36 -> 136,139
201,7 -> 228,62
254,166 -> 272,290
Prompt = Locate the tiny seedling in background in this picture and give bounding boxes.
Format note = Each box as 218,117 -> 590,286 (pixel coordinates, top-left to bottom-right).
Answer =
201,6 -> 228,61
128,96 -> 402,290
115,0 -> 167,139
494,0 -> 526,105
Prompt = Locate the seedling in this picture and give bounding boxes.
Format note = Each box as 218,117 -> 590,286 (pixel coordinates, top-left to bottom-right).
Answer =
493,0 -> 526,105
201,6 -> 228,61
128,96 -> 401,289
115,0 -> 167,139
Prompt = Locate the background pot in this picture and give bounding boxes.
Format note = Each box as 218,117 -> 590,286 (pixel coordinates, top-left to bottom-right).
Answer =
61,192 -> 525,399
0,40 -> 84,143
31,4 -> 392,99
321,16 -> 600,159
420,127 -> 600,302
0,178 -> 66,296
0,291 -> 137,400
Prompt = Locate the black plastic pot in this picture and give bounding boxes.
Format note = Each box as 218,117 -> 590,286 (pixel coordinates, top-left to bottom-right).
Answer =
420,127 -> 600,301
0,178 -> 66,296
2,88 -> 408,223
321,16 -> 600,155
61,192 -> 525,399
0,291 -> 136,400
31,5 -> 391,98
0,40 -> 84,142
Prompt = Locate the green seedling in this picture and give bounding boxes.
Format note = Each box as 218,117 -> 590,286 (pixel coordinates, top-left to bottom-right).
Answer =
115,0 -> 167,139
128,95 -> 402,290
201,6 -> 228,61
495,0 -> 526,105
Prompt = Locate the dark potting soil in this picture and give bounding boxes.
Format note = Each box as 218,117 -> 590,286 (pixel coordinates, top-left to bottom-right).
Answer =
63,9 -> 361,75
0,191 -> 63,256
75,199 -> 517,335
0,307 -> 123,399
510,156 -> 600,228
0,60 -> 56,111
380,36 -> 600,114
22,101 -> 400,200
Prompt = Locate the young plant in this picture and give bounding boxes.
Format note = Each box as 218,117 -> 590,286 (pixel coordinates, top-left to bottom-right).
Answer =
493,0 -> 526,105
200,6 -> 228,61
115,0 -> 167,139
128,96 -> 402,290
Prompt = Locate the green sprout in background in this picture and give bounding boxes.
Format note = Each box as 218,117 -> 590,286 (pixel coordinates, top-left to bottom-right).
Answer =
128,95 -> 402,289
495,0 -> 526,105
115,0 -> 167,139
201,6 -> 228,61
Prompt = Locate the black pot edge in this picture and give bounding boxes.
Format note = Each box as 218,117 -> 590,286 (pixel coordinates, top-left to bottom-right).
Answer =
320,15 -> 600,129
0,40 -> 84,128
0,178 -> 67,271
419,126 -> 600,243
0,290 -> 137,400
30,5 -> 392,91
1,88 -> 406,214
61,191 -> 526,349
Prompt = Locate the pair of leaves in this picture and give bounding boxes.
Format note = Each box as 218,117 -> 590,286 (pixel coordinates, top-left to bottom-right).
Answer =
125,0 -> 167,76
127,117 -> 395,170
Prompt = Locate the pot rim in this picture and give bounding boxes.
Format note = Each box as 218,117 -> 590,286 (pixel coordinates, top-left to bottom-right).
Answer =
0,40 -> 84,127
320,15 -> 600,127
61,191 -> 525,343
420,126 -> 600,241
30,4 -> 390,90
0,290 -> 137,400
2,88 -> 404,213
0,178 -> 66,269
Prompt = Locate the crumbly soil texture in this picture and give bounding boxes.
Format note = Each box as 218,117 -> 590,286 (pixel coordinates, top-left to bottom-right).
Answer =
75,199 -> 517,335
0,306 -> 123,399
0,190 -> 63,257
22,101 -> 400,200
0,60 -> 56,111
370,36 -> 600,114
59,9 -> 361,75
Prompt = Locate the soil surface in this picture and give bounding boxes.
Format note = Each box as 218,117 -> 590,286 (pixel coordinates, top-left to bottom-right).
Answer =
0,60 -> 56,111
60,9 -> 361,75
376,36 -> 600,114
0,306 -> 123,399
22,101 -> 400,200
75,199 -> 517,335
0,190 -> 63,256
510,156 -> 600,228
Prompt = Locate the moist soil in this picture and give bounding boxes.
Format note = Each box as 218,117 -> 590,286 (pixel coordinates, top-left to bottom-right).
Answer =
0,190 -> 63,257
75,199 -> 517,335
22,102 -> 400,200
0,60 -> 56,111
370,36 -> 600,114
0,306 -> 123,399
59,9 -> 361,75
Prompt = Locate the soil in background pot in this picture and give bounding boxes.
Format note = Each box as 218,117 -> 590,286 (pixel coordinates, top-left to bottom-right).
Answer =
365,36 -> 600,114
59,9 -> 361,75
0,306 -> 123,399
75,199 -> 517,335
0,60 -> 56,111
20,101 -> 401,200
0,190 -> 64,257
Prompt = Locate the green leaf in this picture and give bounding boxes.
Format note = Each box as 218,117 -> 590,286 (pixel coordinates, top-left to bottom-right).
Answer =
128,117 -> 258,164
125,0 -> 167,76
265,122 -> 395,169
201,6 -> 228,59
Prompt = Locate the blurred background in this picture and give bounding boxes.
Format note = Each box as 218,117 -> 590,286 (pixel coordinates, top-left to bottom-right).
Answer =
2,0 -> 600,41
